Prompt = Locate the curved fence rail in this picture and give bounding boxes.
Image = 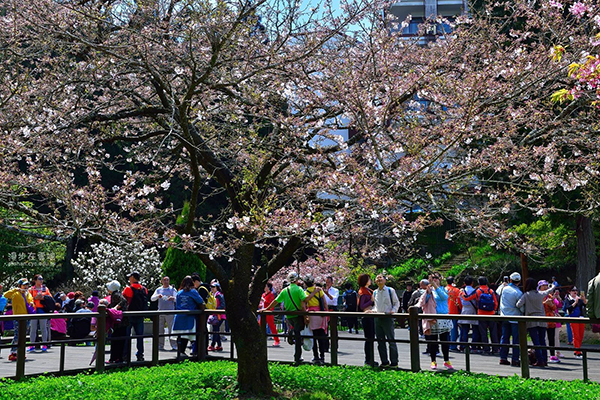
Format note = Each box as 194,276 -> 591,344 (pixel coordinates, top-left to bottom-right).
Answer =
0,306 -> 596,381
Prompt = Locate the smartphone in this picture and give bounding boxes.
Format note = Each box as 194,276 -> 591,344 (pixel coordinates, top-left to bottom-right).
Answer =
503,276 -> 508,283
581,291 -> 585,297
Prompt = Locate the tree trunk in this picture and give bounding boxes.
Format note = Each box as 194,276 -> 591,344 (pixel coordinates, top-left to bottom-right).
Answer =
576,215 -> 596,292
226,293 -> 274,396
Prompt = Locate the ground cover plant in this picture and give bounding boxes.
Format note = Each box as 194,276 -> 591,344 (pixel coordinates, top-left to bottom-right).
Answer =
1,360 -> 599,400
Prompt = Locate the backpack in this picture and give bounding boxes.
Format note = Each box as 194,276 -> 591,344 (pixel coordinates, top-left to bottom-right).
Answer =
477,288 -> 495,312
205,292 -> 217,310
42,295 -> 56,312
128,286 -> 148,311
344,290 -> 357,311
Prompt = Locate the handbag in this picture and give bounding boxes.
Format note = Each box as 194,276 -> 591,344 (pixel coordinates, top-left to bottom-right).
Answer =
23,293 -> 35,314
207,314 -> 220,326
301,326 -> 313,351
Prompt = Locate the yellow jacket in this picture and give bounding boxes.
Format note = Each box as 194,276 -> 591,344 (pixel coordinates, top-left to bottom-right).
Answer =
4,288 -> 34,315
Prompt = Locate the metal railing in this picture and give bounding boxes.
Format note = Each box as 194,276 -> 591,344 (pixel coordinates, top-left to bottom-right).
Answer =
0,306 -> 597,381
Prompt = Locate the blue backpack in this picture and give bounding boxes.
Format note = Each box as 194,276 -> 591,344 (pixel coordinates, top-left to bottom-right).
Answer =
477,288 -> 495,312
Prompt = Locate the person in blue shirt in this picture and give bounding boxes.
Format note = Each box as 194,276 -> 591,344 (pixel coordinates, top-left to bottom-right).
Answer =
0,284 -> 7,359
172,276 -> 205,358
496,272 -> 523,366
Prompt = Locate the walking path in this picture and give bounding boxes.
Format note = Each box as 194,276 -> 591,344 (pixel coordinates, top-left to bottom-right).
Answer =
1,328 -> 599,382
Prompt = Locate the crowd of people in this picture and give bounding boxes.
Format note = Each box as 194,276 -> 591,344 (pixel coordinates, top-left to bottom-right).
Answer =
0,271 -> 226,363
2,267 -> 600,373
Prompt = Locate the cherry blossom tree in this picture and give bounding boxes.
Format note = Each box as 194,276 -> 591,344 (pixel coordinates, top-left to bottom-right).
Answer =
3,0 -> 600,394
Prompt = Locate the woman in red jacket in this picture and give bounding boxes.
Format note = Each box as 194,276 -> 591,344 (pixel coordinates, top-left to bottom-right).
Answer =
259,282 -> 280,347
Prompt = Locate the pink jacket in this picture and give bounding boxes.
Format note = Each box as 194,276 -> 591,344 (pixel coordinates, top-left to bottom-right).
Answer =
417,291 -> 438,335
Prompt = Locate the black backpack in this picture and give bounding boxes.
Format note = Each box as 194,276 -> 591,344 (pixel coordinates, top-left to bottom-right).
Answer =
42,295 -> 56,312
128,286 -> 148,311
344,291 -> 357,311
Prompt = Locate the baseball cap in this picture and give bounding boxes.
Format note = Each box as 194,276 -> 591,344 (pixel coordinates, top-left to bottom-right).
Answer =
127,271 -> 141,281
17,278 -> 30,287
509,272 -> 521,282
287,272 -> 299,282
537,280 -> 549,290
106,280 -> 121,292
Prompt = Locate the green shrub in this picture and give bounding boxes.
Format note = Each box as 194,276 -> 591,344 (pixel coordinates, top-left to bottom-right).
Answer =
2,360 -> 599,400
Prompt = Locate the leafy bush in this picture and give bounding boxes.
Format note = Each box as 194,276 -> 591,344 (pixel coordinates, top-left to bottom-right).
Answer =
2,360 -> 599,400
387,252 -> 454,285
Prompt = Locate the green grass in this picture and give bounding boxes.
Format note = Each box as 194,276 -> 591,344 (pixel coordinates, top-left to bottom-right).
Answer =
1,360 -> 599,399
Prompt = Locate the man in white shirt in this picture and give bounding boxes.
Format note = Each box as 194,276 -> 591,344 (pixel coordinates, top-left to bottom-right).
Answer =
151,276 -> 178,351
323,276 -> 340,311
373,274 -> 400,367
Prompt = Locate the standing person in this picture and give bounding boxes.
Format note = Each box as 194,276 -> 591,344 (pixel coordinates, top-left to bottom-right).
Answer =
544,291 -> 560,363
563,287 -> 587,359
552,290 -> 564,359
172,276 -> 205,357
445,276 -> 461,351
87,291 -> 100,312
208,281 -> 226,352
259,282 -> 281,347
28,274 -> 52,353
357,274 -> 376,367
408,279 -> 428,338
0,284 -> 6,357
463,276 -> 499,354
497,272 -> 523,366
372,274 -> 400,367
260,272 -> 315,365
151,276 -> 178,351
304,275 -> 327,364
4,279 -> 34,361
459,276 -> 481,353
400,282 -> 414,329
342,283 -> 359,334
418,274 -> 453,370
516,279 -> 555,367
107,282 -> 128,364
122,271 -> 148,362
323,276 -> 339,312
587,270 -> 600,322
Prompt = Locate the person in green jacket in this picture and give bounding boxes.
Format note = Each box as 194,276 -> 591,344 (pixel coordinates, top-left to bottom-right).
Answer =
4,278 -> 35,361
587,272 -> 600,322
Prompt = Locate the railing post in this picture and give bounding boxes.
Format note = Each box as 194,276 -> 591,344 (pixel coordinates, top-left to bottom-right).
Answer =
151,313 -> 159,366
465,344 -> 471,372
197,311 -> 207,361
16,319 -> 27,379
408,307 -> 421,372
260,311 -> 267,338
517,320 -> 530,379
96,305 -> 107,372
330,314 -> 339,366
59,342 -> 66,373
583,350 -> 589,382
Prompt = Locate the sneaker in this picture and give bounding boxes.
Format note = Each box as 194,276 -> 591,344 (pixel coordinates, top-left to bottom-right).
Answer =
8,353 -> 17,362
430,361 -> 437,370
27,346 -> 35,353
207,346 -> 215,351
444,361 -> 454,370
548,356 -> 560,363
574,353 -> 583,359
557,352 -> 565,358
41,346 -> 48,352
499,359 -> 510,365
272,343 -> 281,347
380,361 -> 390,367
215,346 -> 223,352
136,355 -> 145,362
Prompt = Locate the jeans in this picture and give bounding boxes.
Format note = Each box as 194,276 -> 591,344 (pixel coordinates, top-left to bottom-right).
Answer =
449,319 -> 459,349
362,317 -> 376,365
289,317 -> 305,363
528,326 -> 547,364
567,323 -> 573,344
11,320 -> 29,354
499,322 -> 519,362
211,319 -> 224,347
478,320 -> 499,353
375,317 -> 398,365
459,323 -> 481,350
30,309 -> 49,346
126,317 -> 145,360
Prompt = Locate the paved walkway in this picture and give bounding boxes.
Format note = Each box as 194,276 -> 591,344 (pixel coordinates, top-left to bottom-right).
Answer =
1,328 -> 599,382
